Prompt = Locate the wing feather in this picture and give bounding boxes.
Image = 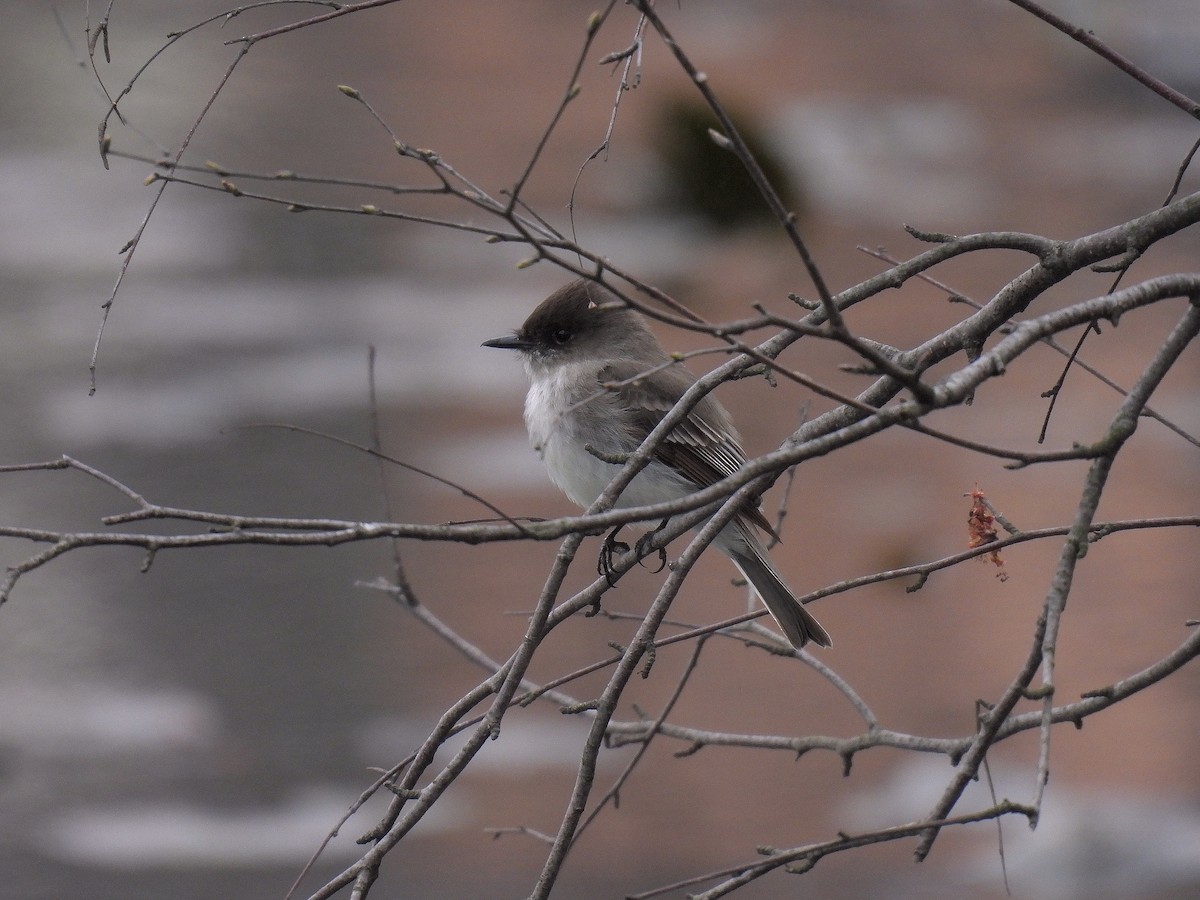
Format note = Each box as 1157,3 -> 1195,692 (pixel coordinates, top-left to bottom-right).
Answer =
600,359 -> 776,536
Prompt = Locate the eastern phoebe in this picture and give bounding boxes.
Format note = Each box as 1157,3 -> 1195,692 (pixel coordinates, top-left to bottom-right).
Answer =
483,279 -> 831,650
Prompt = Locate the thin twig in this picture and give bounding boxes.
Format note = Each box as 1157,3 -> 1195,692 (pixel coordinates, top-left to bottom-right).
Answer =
1006,0 -> 1200,119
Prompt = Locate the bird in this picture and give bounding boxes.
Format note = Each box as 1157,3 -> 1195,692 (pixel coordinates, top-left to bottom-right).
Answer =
482,279 -> 831,650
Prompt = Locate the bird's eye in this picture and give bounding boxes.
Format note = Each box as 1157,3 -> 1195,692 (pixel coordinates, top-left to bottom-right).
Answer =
551,328 -> 572,345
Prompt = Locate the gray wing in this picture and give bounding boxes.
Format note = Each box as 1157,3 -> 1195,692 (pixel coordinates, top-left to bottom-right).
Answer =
600,358 -> 776,536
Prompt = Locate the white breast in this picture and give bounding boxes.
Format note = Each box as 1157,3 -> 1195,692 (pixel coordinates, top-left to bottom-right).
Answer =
523,362 -> 692,512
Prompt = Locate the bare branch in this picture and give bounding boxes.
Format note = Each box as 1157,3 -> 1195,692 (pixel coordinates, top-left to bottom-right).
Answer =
1005,0 -> 1200,119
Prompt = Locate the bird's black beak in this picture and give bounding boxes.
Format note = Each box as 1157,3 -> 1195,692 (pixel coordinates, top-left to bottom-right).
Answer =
482,334 -> 532,351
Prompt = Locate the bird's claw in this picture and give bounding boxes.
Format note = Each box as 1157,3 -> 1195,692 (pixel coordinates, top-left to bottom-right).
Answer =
634,533 -> 668,573
598,520 -> 670,583
635,519 -> 669,574
598,525 -> 630,587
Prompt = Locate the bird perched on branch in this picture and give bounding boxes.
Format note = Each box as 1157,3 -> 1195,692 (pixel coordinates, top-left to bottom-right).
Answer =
483,279 -> 830,650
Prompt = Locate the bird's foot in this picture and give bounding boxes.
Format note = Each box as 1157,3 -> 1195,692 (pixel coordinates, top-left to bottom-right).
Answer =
634,518 -> 669,574
598,525 -> 631,587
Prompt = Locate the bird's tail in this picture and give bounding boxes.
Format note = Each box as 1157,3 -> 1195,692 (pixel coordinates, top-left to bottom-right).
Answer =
726,529 -> 831,650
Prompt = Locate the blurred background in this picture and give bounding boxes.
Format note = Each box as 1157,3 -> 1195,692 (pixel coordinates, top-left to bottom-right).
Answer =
1,1 -> 1198,897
